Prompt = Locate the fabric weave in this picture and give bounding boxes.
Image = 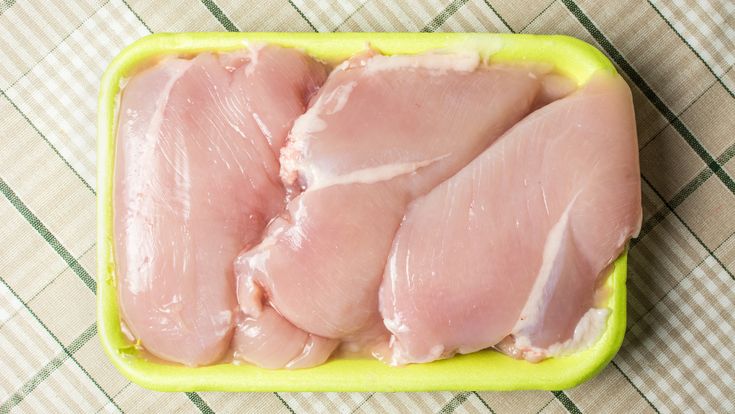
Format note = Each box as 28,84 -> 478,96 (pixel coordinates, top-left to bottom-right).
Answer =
0,0 -> 733,412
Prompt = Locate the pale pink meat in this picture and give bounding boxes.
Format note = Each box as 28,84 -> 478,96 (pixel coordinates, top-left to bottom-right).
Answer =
379,73 -> 641,365
235,51 -> 544,342
114,47 -> 326,366
232,307 -> 338,369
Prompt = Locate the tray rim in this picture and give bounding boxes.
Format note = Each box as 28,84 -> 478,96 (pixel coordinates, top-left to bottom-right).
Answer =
97,32 -> 626,392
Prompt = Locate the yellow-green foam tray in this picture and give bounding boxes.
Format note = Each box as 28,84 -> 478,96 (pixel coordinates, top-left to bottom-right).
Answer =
97,32 -> 626,392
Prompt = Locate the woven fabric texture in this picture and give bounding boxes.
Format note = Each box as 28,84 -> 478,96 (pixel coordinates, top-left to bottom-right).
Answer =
1,0 -> 734,412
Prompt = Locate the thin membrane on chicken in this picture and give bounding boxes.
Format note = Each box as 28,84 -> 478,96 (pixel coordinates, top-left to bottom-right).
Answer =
235,51 -> 546,348
114,47 -> 326,366
379,73 -> 641,365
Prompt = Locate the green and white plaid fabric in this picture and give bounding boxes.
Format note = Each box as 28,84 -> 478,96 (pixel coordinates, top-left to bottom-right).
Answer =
1,0 -> 733,412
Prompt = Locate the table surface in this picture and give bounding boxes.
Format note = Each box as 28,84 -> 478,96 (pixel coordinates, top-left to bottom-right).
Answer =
1,0 -> 733,413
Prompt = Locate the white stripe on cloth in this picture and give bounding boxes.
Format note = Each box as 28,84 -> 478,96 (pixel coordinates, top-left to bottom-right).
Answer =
618,255 -> 735,413
0,311 -> 59,398
0,282 -> 23,327
4,0 -> 149,188
652,0 -> 735,78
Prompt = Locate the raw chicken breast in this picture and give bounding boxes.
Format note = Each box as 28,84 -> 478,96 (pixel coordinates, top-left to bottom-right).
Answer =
232,307 -> 338,369
114,47 -> 326,366
235,51 -> 544,342
380,73 -> 641,365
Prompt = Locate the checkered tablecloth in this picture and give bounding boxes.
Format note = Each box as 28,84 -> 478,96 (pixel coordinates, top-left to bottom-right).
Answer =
1,0 -> 733,412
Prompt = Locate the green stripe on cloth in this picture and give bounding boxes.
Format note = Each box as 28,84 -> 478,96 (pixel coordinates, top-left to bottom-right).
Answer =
121,0 -> 152,34
635,141 -> 735,242
560,0 -> 735,200
481,0 -> 513,32
439,391 -> 472,414
0,244 -> 93,331
421,0 -> 470,33
0,91 -> 95,195
473,391 -> 495,413
640,175 -> 735,281
28,243 -> 95,309
0,324 -> 98,412
0,276 -> 120,412
646,0 -> 734,99
0,178 -> 96,292
287,0 -> 317,32
552,391 -> 582,414
199,0 -> 239,32
640,80 -> 719,151
121,0 -> 151,33
611,361 -> 661,413
350,393 -> 374,413
631,229 -> 734,333
333,2 -> 367,32
186,392 -> 216,414
274,393 -> 296,414
0,0 -> 15,15
535,397 -> 554,414
437,391 -> 496,414
520,1 -> 556,33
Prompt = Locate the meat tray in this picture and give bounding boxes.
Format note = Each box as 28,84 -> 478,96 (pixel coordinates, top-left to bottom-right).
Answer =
97,32 -> 627,392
